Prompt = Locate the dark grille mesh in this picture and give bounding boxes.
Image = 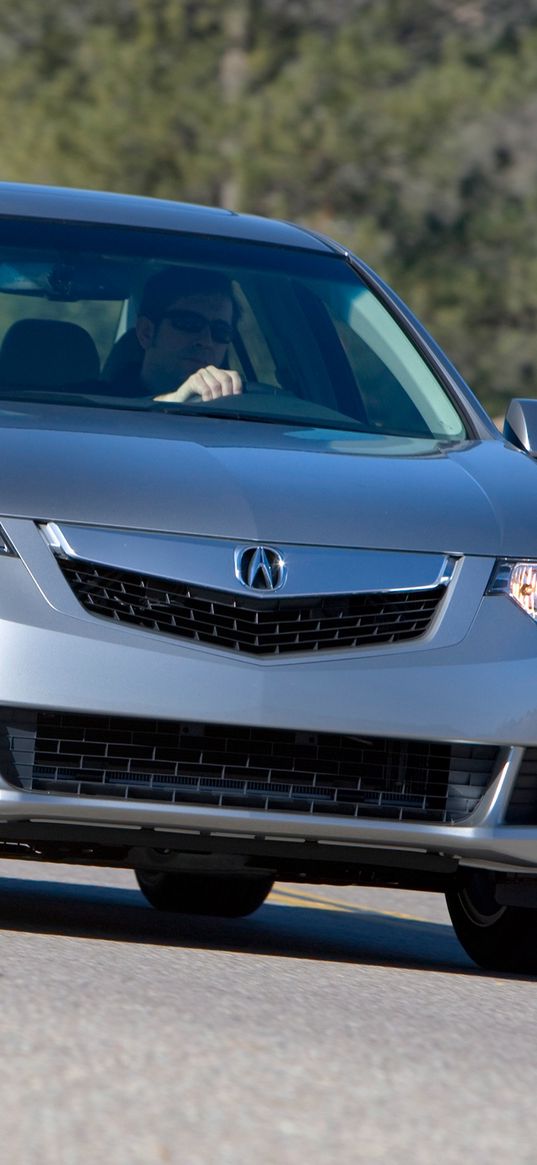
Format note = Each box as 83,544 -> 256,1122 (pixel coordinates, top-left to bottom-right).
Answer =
1,710 -> 498,824
56,557 -> 446,655
505,750 -> 537,824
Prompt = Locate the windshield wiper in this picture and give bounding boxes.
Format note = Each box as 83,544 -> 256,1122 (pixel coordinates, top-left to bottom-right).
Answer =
0,390 -> 448,440
150,402 -> 446,438
151,404 -> 372,432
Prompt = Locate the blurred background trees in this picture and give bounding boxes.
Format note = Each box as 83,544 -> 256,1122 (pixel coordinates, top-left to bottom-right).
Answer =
1,0 -> 537,413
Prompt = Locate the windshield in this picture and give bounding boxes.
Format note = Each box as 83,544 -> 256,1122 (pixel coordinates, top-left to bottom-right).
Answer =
0,220 -> 467,441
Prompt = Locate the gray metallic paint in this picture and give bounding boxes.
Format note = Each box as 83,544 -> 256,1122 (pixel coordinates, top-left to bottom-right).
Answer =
0,407 -> 536,555
0,528 -> 531,746
0,182 -> 332,250
0,185 -> 536,879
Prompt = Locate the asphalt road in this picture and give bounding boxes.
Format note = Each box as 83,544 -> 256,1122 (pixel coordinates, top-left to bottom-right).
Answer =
0,859 -> 535,1165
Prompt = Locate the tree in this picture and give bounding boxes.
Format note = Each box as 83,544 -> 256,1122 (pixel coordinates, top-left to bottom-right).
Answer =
1,0 -> 537,410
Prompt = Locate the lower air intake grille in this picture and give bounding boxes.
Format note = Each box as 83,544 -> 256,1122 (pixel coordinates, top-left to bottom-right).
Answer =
55,557 -> 446,655
1,710 -> 498,824
505,750 -> 537,824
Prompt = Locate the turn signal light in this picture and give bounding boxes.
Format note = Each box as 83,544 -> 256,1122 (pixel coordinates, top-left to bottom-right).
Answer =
487,560 -> 537,620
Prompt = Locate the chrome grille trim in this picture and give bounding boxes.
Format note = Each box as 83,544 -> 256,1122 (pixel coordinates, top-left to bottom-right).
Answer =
54,557 -> 447,655
0,525 -> 15,555
40,523 -> 455,597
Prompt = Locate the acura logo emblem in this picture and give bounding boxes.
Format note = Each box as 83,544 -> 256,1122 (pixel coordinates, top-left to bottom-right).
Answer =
235,545 -> 287,591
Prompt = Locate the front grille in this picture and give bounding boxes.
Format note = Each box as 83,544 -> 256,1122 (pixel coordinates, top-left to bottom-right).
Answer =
56,557 -> 446,655
1,710 -> 498,824
505,750 -> 537,824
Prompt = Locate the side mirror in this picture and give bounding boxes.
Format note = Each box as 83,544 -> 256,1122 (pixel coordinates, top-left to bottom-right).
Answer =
503,398 -> 537,454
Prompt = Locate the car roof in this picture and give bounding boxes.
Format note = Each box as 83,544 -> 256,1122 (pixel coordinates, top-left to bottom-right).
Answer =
0,182 -> 334,253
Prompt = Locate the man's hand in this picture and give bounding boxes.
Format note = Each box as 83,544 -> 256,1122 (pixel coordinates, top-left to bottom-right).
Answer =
154,366 -> 243,404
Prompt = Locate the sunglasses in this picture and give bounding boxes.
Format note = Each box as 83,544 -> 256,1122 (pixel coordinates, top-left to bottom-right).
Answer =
162,309 -> 233,344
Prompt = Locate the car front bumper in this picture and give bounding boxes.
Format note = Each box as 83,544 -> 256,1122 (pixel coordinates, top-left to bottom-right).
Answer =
1,518 -> 537,873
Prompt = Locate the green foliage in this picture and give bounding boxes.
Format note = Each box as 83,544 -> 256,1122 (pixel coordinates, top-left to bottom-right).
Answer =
1,0 -> 537,413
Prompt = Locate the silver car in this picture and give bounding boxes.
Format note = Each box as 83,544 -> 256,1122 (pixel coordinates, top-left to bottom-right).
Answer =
0,182 -> 536,972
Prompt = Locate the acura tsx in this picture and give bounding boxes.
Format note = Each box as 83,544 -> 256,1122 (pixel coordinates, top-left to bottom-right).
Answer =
0,182 -> 536,972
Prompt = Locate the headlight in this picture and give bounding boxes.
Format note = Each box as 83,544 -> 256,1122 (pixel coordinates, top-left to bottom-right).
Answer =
0,526 -> 14,555
487,560 -> 537,620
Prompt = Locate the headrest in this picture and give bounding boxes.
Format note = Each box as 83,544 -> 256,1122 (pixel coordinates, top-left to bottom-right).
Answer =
101,328 -> 143,383
0,318 -> 100,387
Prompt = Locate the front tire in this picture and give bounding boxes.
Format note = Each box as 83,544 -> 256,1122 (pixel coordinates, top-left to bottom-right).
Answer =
135,868 -> 274,918
446,870 -> 537,973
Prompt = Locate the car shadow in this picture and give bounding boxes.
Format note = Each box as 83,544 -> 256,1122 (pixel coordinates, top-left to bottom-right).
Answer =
0,872 -> 533,981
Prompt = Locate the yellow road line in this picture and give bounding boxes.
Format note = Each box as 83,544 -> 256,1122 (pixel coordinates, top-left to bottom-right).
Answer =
269,886 -> 433,924
270,890 -> 352,914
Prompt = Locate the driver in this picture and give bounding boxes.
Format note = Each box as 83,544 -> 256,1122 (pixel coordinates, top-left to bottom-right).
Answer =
120,267 -> 243,403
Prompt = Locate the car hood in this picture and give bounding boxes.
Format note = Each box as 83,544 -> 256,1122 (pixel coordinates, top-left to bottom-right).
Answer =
0,404 -> 536,556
